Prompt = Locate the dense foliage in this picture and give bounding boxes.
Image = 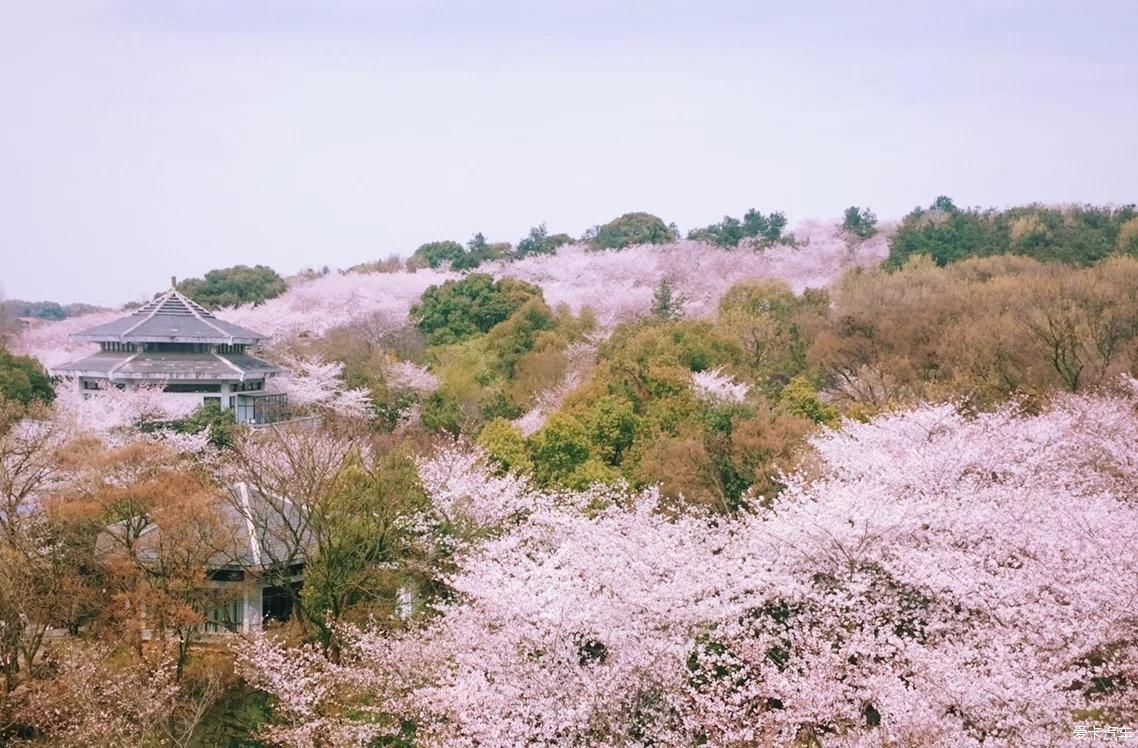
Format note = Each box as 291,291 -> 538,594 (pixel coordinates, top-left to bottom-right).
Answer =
841,205 -> 878,239
408,235 -> 517,271
889,197 -> 1138,266
515,223 -> 573,258
453,233 -> 512,270
174,401 -> 237,449
5,205 -> 1137,746
687,208 -> 791,248
176,264 -> 288,308
1,300 -> 104,321
815,254 -> 1138,406
244,392 -> 1138,747
591,212 -> 677,249
476,287 -> 827,509
409,240 -> 467,269
0,347 -> 53,407
410,274 -> 545,345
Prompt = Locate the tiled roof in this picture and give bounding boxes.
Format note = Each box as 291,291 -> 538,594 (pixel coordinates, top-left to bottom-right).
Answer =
50,351 -> 282,380
221,482 -> 311,569
72,290 -> 269,344
98,482 -> 309,572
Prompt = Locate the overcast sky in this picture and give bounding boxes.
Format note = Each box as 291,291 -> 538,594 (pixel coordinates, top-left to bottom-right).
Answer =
2,1 -> 1136,306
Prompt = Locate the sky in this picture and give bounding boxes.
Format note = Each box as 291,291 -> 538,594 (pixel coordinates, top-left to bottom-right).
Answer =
1,0 -> 1136,306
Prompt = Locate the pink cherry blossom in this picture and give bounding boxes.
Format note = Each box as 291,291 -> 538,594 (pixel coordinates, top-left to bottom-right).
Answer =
384,360 -> 440,393
269,353 -> 372,418
52,381 -> 199,436
241,390 -> 1138,747
691,366 -> 750,403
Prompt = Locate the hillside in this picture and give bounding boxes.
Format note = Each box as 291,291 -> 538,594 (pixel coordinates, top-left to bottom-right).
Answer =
2,205 -> 1137,746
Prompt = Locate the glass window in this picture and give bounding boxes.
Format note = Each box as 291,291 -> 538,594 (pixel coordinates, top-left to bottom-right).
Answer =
201,598 -> 244,634
236,393 -> 288,425
262,582 -> 302,623
143,343 -> 211,353
100,342 -> 137,353
163,383 -> 222,393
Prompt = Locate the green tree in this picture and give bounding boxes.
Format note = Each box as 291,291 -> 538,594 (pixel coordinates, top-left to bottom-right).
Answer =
411,274 -> 544,345
580,395 -> 638,466
529,414 -> 592,487
742,208 -> 789,245
411,240 -> 467,269
779,375 -> 839,424
450,233 -> 512,270
516,224 -> 573,258
420,391 -> 466,436
175,401 -> 237,449
688,209 -> 789,248
888,199 -> 1137,267
1,301 -> 66,321
300,450 -> 430,655
476,418 -> 532,475
841,206 -> 878,239
650,278 -> 684,320
0,349 -> 53,407
592,212 -> 676,249
176,265 -> 287,308
484,297 -> 557,377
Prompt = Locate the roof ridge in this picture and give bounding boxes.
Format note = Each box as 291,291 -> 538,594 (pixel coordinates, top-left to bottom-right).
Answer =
119,292 -> 173,337
236,482 -> 262,567
213,351 -> 247,380
171,290 -> 234,340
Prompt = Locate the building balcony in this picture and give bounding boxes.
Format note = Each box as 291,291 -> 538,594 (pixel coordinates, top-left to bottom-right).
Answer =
234,392 -> 288,425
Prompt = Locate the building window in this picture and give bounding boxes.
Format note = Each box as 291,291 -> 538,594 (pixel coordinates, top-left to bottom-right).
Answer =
262,582 -> 301,623
82,380 -> 101,391
163,383 -> 222,393
201,598 -> 244,634
208,569 -> 245,583
100,342 -> 136,353
236,393 -> 287,425
215,344 -> 247,355
143,343 -> 211,353
232,380 -> 264,392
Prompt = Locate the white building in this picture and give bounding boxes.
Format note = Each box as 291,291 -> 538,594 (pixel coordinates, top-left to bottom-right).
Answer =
100,481 -> 307,635
51,285 -> 287,424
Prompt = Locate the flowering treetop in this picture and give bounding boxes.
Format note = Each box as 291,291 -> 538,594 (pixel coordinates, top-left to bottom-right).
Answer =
241,389 -> 1138,747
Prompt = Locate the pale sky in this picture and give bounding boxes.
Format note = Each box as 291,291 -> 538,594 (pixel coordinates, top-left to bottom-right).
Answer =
2,0 -> 1136,306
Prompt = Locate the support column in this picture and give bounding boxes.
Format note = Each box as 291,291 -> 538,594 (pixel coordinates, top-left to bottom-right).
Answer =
243,582 -> 263,634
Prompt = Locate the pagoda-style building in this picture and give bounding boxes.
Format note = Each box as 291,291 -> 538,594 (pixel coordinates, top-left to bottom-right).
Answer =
51,283 -> 287,425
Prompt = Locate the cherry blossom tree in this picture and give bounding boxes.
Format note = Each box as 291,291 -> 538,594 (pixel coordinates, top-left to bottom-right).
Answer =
8,642 -> 179,747
691,366 -> 750,403
0,407 -> 76,694
513,339 -> 598,436
240,390 -> 1138,746
51,381 -> 199,438
482,219 -> 889,324
224,268 -> 457,341
384,360 -> 440,394
7,309 -> 120,370
5,219 -> 877,359
269,353 -> 372,418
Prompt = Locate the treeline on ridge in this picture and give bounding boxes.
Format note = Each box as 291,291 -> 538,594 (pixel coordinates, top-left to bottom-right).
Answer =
309,252 -> 1138,513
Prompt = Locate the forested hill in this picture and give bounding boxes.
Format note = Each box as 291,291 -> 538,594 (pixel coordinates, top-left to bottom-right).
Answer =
1,199 -> 1137,746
